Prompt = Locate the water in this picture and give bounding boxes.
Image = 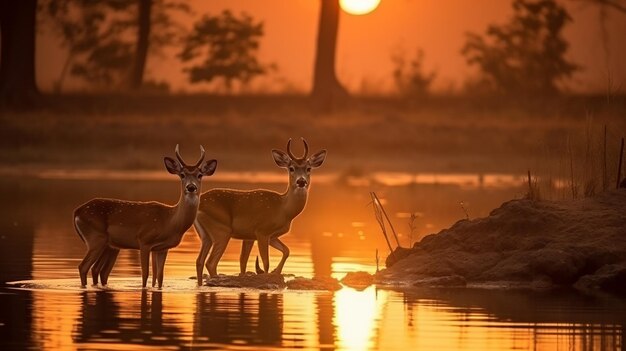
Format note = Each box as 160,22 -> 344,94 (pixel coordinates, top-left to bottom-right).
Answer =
0,174 -> 624,350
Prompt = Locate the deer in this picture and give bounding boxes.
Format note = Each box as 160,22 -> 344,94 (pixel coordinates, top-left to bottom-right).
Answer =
193,138 -> 326,285
73,145 -> 217,288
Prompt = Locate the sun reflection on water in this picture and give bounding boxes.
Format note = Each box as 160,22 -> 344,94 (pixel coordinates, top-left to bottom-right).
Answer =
334,286 -> 383,351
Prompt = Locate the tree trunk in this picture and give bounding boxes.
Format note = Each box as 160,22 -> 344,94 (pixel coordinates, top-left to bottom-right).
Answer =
0,0 -> 40,107
54,51 -> 74,94
128,0 -> 152,90
311,0 -> 348,108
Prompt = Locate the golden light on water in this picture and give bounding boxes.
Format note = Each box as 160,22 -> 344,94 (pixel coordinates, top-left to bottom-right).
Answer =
15,178 -> 626,350
334,286 -> 382,350
340,0 -> 381,15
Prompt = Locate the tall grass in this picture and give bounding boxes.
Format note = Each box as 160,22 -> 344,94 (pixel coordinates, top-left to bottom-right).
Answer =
526,169 -> 541,201
528,118 -> 625,201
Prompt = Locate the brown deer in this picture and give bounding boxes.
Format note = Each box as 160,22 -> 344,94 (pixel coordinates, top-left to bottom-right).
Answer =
193,138 -> 326,285
74,145 -> 217,288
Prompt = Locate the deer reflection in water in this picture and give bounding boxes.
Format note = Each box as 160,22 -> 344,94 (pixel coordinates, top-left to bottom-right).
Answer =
193,292 -> 284,347
74,291 -> 184,348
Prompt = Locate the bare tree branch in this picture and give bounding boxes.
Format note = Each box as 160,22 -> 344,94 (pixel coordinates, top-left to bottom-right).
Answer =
579,0 -> 626,13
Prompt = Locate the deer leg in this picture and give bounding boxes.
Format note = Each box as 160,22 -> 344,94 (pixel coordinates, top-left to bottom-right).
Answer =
140,246 -> 151,288
78,245 -> 106,288
206,236 -> 230,277
156,250 -> 168,289
75,219 -> 107,287
239,240 -> 254,275
93,246 -> 117,285
99,247 -> 119,286
151,251 -> 158,287
196,241 -> 212,286
194,218 -> 213,285
269,238 -> 290,274
91,250 -> 107,285
257,235 -> 270,274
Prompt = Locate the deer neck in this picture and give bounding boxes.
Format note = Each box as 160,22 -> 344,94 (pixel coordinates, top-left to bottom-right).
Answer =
282,187 -> 308,219
168,190 -> 200,234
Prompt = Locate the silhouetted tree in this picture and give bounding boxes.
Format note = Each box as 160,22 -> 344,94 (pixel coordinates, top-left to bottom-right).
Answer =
311,0 -> 348,106
581,0 -> 626,12
129,0 -> 152,89
0,0 -> 40,106
178,10 -> 269,92
462,0 -> 579,96
581,0 -> 625,97
391,48 -> 437,98
41,0 -> 189,90
42,0 -> 135,88
128,0 -> 190,90
42,2 -> 104,92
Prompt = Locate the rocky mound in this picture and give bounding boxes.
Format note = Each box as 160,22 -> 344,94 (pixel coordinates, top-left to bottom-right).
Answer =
201,273 -> 342,291
340,271 -> 374,290
205,273 -> 286,289
375,190 -> 626,293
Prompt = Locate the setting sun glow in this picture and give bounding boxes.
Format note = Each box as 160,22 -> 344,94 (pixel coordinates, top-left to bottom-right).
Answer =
339,0 -> 381,15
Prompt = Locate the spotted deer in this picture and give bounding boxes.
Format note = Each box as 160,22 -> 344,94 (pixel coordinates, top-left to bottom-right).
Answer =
74,145 -> 217,288
193,138 -> 326,285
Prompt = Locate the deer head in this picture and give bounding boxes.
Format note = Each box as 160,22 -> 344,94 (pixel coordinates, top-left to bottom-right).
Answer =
164,144 -> 217,197
271,138 -> 327,192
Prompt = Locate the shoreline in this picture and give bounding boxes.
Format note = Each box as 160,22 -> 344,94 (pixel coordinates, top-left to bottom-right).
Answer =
374,190 -> 626,295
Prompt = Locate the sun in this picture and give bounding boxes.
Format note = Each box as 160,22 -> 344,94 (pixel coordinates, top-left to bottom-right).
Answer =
340,0 -> 381,15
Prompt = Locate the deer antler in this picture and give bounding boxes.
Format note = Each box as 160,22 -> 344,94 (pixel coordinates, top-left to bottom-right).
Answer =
175,144 -> 187,167
286,139 -> 296,160
175,145 -> 206,168
301,137 -> 309,159
192,145 -> 206,168
286,138 -> 308,161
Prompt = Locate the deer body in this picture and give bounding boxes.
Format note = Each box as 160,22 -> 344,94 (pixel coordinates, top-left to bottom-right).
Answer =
76,198 -> 197,250
194,139 -> 326,284
200,188 -> 306,239
74,146 -> 217,288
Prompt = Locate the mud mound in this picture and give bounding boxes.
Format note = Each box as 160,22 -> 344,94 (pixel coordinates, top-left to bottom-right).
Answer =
340,271 -> 374,290
202,273 -> 342,291
376,190 -> 626,293
205,273 -> 286,289
286,276 -> 341,291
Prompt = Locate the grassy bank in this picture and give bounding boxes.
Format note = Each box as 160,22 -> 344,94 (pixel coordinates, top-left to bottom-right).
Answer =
1,94 -> 625,175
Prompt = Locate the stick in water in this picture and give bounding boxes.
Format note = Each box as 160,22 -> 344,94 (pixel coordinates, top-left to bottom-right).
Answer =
372,192 -> 401,248
617,137 -> 624,189
371,192 -> 393,253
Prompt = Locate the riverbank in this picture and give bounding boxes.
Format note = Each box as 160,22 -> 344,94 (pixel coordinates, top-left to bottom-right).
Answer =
2,94 -> 624,175
375,190 -> 626,294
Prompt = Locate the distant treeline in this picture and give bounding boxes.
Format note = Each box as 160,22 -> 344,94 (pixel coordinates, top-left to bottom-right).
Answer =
1,0 -> 624,108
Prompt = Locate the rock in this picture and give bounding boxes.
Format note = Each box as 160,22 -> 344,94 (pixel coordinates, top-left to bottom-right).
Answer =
201,273 -> 342,291
375,190 -> 626,293
385,247 -> 413,267
205,273 -> 286,289
286,276 -> 342,291
412,275 -> 467,288
574,264 -> 626,294
341,271 -> 374,290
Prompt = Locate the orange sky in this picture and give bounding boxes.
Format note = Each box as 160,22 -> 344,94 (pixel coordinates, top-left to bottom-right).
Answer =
37,0 -> 626,94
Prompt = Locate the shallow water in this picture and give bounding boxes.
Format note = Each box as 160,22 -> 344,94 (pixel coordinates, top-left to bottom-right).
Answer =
0,175 -> 624,350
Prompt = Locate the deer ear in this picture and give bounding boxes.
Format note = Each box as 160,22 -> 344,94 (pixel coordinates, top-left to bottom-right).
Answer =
272,149 -> 291,168
308,150 -> 327,168
164,157 -> 182,174
201,159 -> 218,176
